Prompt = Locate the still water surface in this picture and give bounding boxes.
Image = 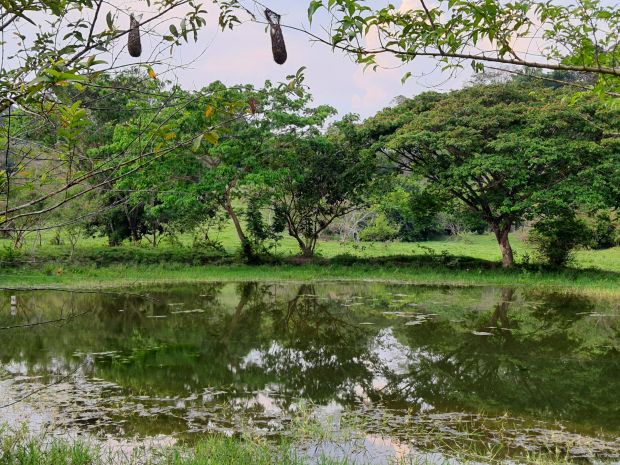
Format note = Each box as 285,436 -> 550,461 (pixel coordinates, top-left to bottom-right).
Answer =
0,283 -> 619,462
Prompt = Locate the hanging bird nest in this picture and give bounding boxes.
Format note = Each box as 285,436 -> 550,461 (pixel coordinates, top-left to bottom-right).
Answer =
265,8 -> 287,65
128,14 -> 142,58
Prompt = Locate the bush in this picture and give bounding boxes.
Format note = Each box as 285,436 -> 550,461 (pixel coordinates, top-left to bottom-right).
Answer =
0,246 -> 23,267
359,214 -> 399,241
590,212 -> 618,249
529,214 -> 591,268
48,229 -> 64,246
84,247 -> 227,266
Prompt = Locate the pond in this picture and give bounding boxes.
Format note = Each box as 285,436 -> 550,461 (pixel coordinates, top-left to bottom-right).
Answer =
0,282 -> 619,463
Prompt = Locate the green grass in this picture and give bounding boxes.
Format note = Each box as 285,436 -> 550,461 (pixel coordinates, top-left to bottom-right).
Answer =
0,425 -> 585,465
1,262 -> 619,297
1,226 -> 619,296
0,432 -> 326,465
5,224 -> 620,271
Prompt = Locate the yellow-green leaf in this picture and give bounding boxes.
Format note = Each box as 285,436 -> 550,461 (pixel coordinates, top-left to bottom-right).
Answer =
204,131 -> 219,145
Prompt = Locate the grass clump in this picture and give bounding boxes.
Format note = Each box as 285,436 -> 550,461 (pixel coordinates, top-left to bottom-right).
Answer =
166,437 -> 303,465
0,426 -> 345,465
0,422 -> 596,465
0,427 -> 95,465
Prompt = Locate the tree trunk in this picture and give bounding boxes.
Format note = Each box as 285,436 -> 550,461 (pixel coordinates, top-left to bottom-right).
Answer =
221,178 -> 251,256
493,225 -> 514,268
301,244 -> 314,258
124,205 -> 139,243
289,228 -> 314,258
223,198 -> 252,256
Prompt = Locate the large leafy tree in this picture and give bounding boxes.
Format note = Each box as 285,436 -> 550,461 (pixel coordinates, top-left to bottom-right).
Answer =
363,81 -> 618,267
81,75 -> 255,246
0,0 -> 251,233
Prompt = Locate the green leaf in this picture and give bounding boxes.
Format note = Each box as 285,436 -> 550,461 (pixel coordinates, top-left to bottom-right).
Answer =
204,131 -> 219,145
308,1 -> 323,23
192,134 -> 203,152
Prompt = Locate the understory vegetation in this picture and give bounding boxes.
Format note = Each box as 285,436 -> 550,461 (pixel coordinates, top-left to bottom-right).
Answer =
2,225 -> 619,295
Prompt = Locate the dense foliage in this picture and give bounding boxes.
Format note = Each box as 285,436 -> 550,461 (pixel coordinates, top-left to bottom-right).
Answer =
308,0 -> 620,98
358,80 -> 619,267
2,64 -> 619,267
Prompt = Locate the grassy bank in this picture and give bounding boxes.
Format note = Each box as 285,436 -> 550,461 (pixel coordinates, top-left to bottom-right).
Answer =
2,230 -> 619,296
3,228 -> 620,271
0,433 -> 322,465
1,261 -> 619,297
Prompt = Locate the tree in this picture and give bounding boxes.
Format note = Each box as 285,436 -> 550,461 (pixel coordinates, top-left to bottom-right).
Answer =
195,81 -> 336,258
0,0 -> 251,232
82,77 -> 224,246
529,212 -> 591,268
307,0 -> 620,97
364,81 -> 618,267
363,176 -> 446,242
267,132 -> 376,257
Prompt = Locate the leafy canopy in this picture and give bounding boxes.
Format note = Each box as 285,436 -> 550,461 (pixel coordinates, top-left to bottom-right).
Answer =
361,80 -> 619,266
307,0 -> 620,100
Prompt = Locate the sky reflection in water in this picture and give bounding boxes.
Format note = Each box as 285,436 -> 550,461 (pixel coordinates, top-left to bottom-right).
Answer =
1,283 -> 619,462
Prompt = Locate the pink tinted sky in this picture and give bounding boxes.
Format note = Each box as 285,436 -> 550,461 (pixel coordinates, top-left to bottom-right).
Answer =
166,0 -> 471,118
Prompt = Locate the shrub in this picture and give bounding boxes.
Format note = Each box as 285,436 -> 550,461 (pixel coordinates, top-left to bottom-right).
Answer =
48,229 -> 64,246
529,214 -> 591,268
0,246 -> 23,267
590,212 -> 618,249
359,214 -> 399,241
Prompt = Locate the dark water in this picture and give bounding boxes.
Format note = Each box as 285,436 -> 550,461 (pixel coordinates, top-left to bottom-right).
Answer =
0,283 -> 619,461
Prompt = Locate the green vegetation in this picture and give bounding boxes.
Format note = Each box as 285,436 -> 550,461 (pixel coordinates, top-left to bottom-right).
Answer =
2,2 -> 620,463
0,429 -> 316,465
3,74 -> 618,271
308,0 -> 620,98
361,82 -> 618,267
2,225 -> 619,296
0,423 -> 593,465
3,261 -> 619,296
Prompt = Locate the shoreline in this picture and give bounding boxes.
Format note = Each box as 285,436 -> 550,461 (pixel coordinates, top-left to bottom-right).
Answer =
2,263 -> 619,297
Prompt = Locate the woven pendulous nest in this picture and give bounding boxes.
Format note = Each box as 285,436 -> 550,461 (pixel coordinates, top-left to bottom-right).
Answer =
265,9 -> 287,65
128,14 -> 142,58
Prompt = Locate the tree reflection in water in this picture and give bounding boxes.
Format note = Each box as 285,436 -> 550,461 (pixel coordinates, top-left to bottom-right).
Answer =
0,283 -> 618,448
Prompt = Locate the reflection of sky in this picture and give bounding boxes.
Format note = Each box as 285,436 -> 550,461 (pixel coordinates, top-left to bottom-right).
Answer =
237,327 -> 439,413
2,284 -> 620,462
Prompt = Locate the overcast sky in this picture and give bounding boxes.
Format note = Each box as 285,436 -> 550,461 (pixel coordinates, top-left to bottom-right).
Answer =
161,0 -> 472,119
